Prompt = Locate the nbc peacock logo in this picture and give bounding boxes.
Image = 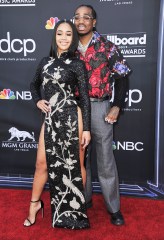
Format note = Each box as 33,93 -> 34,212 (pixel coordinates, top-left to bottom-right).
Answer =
45,17 -> 60,30
0,89 -> 16,100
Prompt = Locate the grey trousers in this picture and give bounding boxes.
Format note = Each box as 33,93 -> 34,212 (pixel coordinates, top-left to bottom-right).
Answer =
85,100 -> 120,213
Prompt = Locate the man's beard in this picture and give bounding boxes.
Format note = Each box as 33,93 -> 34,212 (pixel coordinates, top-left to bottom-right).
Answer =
77,29 -> 93,37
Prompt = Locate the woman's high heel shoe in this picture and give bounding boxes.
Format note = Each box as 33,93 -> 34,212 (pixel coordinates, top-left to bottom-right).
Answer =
23,199 -> 44,227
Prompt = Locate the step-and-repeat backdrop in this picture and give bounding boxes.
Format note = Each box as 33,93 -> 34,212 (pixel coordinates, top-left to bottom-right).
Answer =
0,0 -> 162,198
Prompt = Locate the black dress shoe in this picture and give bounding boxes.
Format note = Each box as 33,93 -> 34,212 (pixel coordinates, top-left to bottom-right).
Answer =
110,210 -> 124,226
86,200 -> 93,209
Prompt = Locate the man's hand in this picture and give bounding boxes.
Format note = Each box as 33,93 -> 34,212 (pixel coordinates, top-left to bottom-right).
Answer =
105,106 -> 120,124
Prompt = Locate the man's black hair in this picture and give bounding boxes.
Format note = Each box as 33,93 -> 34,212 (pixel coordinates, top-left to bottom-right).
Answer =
74,5 -> 97,20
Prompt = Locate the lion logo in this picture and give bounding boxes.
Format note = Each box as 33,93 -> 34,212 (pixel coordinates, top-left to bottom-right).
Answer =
8,127 -> 35,142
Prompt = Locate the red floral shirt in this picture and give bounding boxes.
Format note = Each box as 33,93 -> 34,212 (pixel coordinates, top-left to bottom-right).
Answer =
77,32 -> 131,99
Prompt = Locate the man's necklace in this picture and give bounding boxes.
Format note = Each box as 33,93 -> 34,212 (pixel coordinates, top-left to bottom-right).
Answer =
78,33 -> 94,56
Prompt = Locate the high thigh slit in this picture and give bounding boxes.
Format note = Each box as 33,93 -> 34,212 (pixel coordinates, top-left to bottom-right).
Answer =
77,106 -> 86,188
30,54 -> 91,229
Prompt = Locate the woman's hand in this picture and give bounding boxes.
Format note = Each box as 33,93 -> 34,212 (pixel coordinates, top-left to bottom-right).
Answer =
105,106 -> 120,124
36,100 -> 51,114
81,131 -> 91,150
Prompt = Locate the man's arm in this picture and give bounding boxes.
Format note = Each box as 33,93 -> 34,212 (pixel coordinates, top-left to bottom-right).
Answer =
105,77 -> 127,123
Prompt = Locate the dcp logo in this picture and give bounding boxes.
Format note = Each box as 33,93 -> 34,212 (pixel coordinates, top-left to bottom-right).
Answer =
110,88 -> 142,107
125,89 -> 142,107
0,32 -> 36,56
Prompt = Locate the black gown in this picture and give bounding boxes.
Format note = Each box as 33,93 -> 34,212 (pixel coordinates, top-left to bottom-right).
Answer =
30,53 -> 91,229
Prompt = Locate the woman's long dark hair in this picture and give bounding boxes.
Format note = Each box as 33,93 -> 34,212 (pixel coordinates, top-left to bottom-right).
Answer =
49,20 -> 79,58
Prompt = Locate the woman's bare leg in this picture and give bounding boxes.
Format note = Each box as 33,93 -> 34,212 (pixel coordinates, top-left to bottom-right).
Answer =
78,107 -> 86,188
24,124 -> 48,226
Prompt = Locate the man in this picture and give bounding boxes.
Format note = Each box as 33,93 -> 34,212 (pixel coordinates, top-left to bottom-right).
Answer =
73,5 -> 131,226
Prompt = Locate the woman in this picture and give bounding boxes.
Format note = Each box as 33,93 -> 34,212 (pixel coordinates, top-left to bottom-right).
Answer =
23,20 -> 91,229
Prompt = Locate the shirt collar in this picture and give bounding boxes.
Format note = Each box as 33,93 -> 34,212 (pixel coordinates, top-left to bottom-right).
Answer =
89,31 -> 101,45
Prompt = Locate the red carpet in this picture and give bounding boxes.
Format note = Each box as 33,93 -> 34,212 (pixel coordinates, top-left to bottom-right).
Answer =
0,189 -> 164,240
